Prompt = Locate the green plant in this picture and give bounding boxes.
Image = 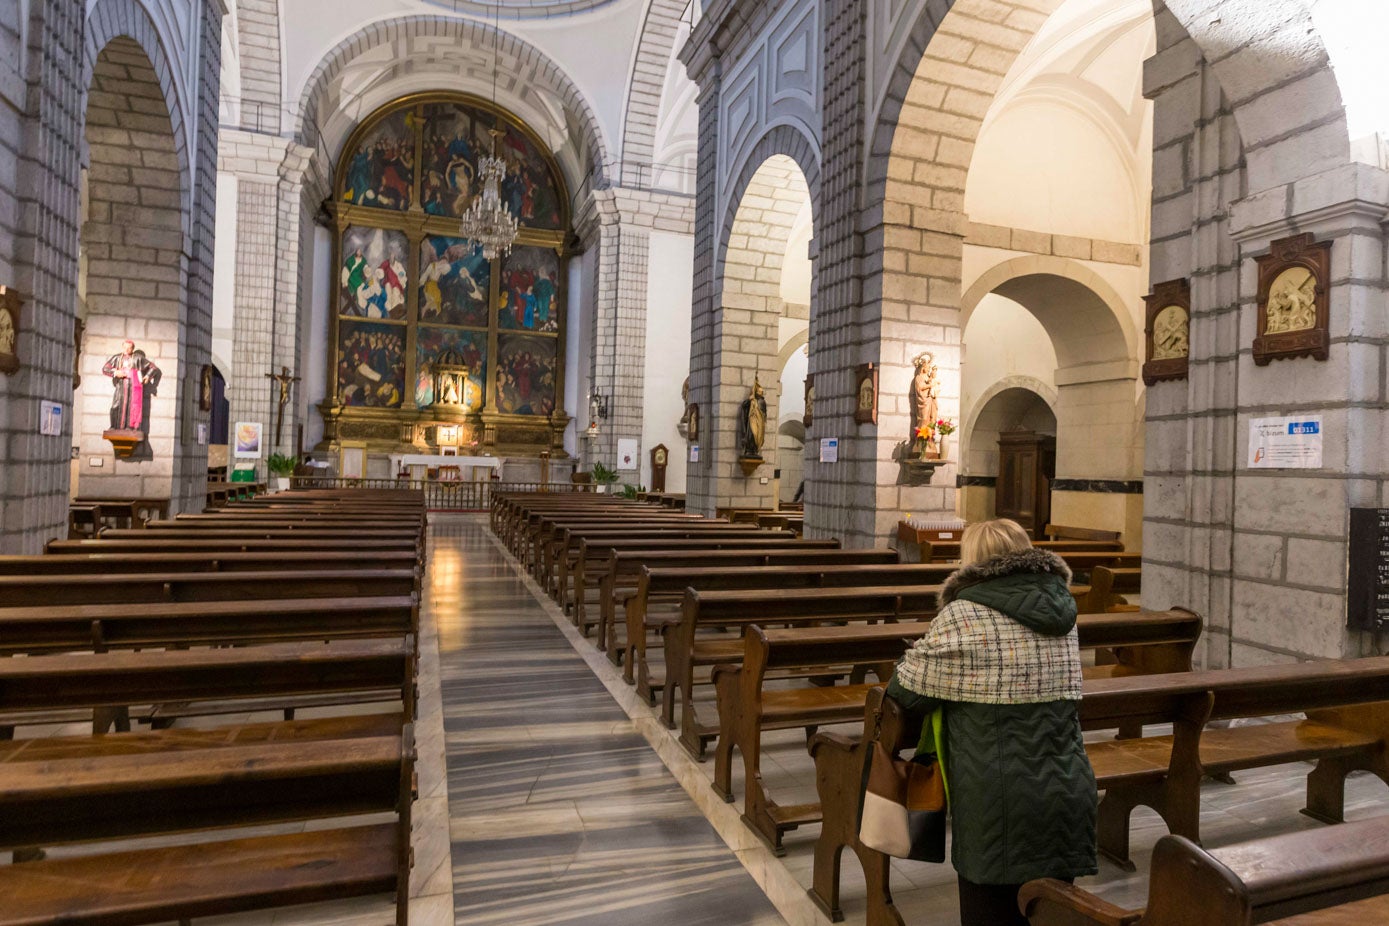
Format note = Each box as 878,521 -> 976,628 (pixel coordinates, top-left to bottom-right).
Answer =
266,452 -> 297,477
591,462 -> 619,484
620,483 -> 647,499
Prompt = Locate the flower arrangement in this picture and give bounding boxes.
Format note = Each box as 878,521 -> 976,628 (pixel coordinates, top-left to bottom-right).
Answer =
934,418 -> 956,437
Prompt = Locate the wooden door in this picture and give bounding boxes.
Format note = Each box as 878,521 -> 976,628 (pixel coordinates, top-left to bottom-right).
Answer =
996,430 -> 1055,537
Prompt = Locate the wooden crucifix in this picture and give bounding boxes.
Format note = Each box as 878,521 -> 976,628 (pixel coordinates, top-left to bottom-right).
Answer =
265,366 -> 301,447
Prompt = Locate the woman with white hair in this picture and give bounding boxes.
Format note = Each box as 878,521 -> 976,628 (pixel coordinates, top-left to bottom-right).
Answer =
886,518 -> 1097,926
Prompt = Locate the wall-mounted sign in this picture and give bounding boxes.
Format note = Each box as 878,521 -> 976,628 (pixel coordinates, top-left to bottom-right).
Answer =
820,437 -> 839,464
618,438 -> 638,469
689,443 -> 699,463
1248,415 -> 1321,469
39,400 -> 62,436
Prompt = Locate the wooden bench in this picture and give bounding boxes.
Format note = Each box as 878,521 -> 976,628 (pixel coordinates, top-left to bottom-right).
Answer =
0,550 -> 422,575
808,609 -> 1205,921
560,533 -> 808,623
48,537 -> 422,556
517,509 -> 694,574
0,684 -> 413,926
1044,523 -> 1122,543
549,522 -> 753,599
730,610 -> 1203,858
918,538 -> 1124,563
0,568 -> 419,608
602,549 -> 899,677
1021,816 -> 1389,926
1083,565 -> 1142,613
680,585 -> 943,760
0,594 -> 419,656
623,562 -> 942,706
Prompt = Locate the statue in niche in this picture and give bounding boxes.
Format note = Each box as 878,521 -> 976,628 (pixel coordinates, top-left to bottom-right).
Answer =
1265,266 -> 1317,334
910,351 -> 939,455
1150,305 -> 1190,361
430,349 -> 469,409
737,376 -> 767,459
678,376 -> 691,438
102,339 -> 161,434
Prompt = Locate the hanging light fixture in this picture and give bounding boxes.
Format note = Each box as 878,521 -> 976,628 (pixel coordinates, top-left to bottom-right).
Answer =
459,2 -> 519,260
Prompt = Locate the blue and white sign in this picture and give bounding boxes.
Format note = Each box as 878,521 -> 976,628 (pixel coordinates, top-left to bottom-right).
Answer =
820,437 -> 839,464
1249,415 -> 1322,469
39,400 -> 62,436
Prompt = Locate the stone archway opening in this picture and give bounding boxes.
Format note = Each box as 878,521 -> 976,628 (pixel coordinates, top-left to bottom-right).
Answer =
74,36 -> 187,502
960,384 -> 1057,524
697,153 -> 812,513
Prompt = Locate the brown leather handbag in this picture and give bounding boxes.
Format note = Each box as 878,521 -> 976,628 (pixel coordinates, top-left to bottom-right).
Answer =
857,708 -> 946,862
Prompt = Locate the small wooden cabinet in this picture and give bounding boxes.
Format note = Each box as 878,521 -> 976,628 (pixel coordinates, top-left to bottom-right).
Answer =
996,430 -> 1055,538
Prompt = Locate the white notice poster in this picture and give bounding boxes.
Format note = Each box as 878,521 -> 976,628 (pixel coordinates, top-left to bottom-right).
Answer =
820,437 -> 839,463
1248,415 -> 1322,469
617,438 -> 638,469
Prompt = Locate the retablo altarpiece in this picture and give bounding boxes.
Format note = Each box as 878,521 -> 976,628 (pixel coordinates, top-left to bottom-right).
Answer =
320,92 -> 571,457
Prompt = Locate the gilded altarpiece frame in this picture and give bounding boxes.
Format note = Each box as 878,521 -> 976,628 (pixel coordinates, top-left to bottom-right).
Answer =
319,92 -> 572,457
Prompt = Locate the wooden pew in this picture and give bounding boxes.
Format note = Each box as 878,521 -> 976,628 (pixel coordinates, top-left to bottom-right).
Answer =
0,594 -> 419,655
918,538 -> 1124,563
98,528 -> 422,543
624,562 -> 944,707
677,585 -> 942,759
602,549 -> 900,677
546,520 -> 745,595
0,550 -> 422,575
1083,565 -> 1142,613
518,509 -> 694,572
0,569 -> 419,608
48,537 -> 421,556
1043,523 -> 1121,543
565,533 -> 815,631
1021,817 -> 1389,926
732,610 -> 1203,858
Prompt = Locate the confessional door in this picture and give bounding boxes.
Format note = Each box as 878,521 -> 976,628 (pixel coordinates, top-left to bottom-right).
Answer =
995,430 -> 1056,538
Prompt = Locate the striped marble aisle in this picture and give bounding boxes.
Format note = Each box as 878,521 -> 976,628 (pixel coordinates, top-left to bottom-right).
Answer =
434,515 -> 786,926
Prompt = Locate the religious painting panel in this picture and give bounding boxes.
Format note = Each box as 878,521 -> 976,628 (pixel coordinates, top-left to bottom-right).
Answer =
1254,233 -> 1331,365
337,320 -> 405,408
338,107 -> 414,211
415,327 -> 487,411
498,245 -> 561,332
419,236 -> 490,327
0,287 -> 20,374
495,122 -> 563,229
495,334 -> 557,417
420,102 -> 489,219
340,226 -> 409,320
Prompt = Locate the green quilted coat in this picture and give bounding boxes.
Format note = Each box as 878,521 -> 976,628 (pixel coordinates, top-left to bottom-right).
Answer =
886,552 -> 1098,885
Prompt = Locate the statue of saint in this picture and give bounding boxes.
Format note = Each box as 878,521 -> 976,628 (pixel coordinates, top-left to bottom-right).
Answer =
737,376 -> 767,459
102,339 -> 160,434
911,351 -> 939,454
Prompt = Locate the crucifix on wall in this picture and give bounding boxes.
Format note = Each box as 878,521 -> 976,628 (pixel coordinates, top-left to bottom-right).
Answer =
265,366 -> 301,447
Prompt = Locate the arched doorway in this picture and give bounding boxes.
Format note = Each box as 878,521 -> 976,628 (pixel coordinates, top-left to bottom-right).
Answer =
961,385 -> 1058,529
73,36 -> 188,503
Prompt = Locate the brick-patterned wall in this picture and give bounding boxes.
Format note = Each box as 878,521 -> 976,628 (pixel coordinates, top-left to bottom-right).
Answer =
236,0 -> 280,134
0,0 -> 84,553
76,37 -> 188,500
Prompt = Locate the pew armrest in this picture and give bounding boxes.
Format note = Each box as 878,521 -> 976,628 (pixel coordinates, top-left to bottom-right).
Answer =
807,730 -> 858,758
1018,879 -> 1141,926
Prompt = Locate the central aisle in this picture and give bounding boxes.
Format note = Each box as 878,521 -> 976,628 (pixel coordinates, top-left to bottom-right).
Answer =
435,515 -> 786,925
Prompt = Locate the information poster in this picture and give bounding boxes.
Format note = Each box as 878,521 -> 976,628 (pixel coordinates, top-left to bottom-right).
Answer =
617,438 -> 638,469
1248,415 -> 1322,469
820,437 -> 839,464
39,400 -> 62,436
689,443 -> 699,463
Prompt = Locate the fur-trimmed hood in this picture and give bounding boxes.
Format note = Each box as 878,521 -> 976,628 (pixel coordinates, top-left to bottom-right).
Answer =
942,548 -> 1076,636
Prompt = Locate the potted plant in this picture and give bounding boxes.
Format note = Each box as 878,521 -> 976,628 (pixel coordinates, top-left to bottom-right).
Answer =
591,462 -> 619,494
266,452 -> 296,493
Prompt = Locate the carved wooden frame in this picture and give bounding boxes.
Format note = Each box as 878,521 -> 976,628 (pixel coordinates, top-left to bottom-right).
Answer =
1142,278 -> 1191,386
853,363 -> 878,425
802,374 -> 813,428
686,403 -> 699,443
1253,232 -> 1331,366
0,287 -> 21,375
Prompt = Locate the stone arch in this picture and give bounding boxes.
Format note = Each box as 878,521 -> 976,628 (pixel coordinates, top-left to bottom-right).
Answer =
962,375 -> 1058,451
235,0 -> 283,133
620,0 -> 690,186
76,35 -> 189,501
83,0 -> 191,235
777,326 -> 809,372
958,379 -> 1059,524
294,16 -> 610,203
689,132 -> 818,515
960,255 -> 1139,372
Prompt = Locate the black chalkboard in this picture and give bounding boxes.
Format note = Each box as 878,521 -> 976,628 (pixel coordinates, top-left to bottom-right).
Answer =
1348,508 -> 1389,630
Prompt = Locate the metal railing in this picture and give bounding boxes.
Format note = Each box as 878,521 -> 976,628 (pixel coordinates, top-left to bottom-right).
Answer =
289,475 -> 593,510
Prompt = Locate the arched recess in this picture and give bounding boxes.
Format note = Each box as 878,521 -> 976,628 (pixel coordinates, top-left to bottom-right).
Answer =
620,0 -> 691,187
75,35 -> 189,501
960,382 -> 1058,523
294,16 -> 610,208
693,149 -> 814,513
686,125 -> 820,516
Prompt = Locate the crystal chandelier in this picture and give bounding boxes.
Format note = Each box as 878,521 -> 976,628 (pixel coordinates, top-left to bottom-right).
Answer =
459,129 -> 519,260
460,2 -> 519,260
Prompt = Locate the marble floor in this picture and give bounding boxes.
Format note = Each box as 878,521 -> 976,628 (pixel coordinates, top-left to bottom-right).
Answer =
465,514 -> 1389,926
437,515 -> 786,925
